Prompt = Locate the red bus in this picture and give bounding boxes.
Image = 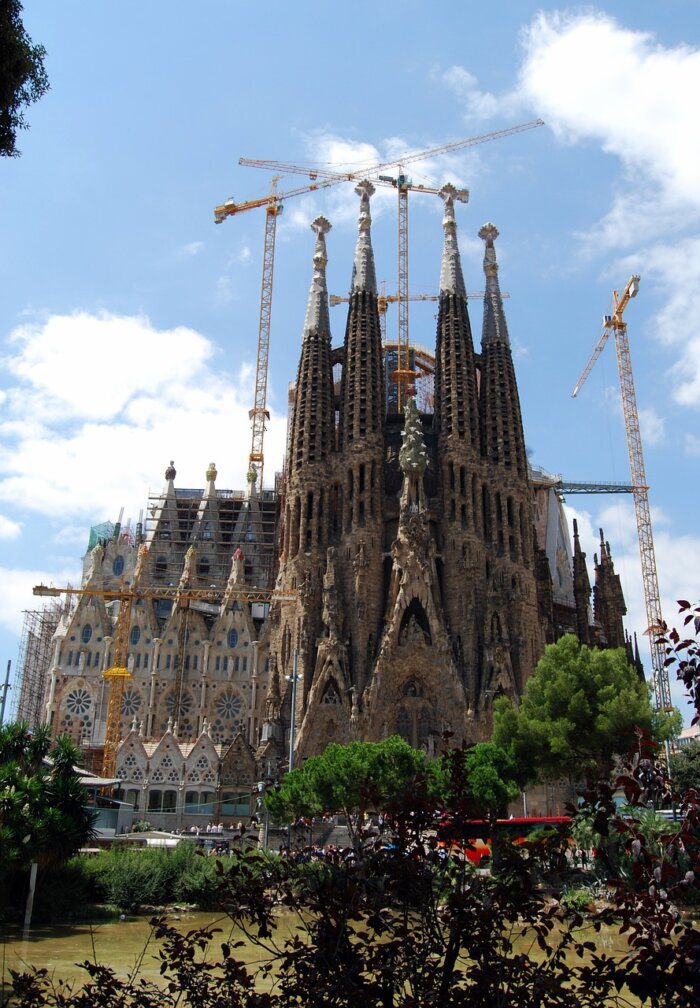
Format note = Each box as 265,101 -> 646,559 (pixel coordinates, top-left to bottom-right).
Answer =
439,816 -> 572,864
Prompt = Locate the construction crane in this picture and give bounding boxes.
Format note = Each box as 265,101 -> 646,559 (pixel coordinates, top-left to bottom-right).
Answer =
571,276 -> 671,713
331,288 -> 510,410
330,288 -> 510,342
235,118 -> 544,410
33,558 -> 294,778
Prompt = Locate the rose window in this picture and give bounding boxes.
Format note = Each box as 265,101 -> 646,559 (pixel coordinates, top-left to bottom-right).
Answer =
165,690 -> 193,719
121,689 -> 142,717
215,691 -> 243,721
66,688 -> 92,716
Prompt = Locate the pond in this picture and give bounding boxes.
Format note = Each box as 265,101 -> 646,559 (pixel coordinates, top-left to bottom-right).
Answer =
1,913 -> 248,988
0,909 -> 686,1001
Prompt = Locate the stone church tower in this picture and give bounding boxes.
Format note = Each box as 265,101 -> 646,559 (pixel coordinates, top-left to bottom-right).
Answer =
263,182 -> 544,765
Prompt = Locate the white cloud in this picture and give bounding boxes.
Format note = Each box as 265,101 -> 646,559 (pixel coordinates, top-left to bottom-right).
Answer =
441,13 -> 700,408
442,65 -> 516,120
684,433 -> 700,456
50,524 -> 92,547
517,13 -> 700,240
178,240 -> 204,257
0,312 -> 288,523
0,564 -> 81,635
638,407 -> 665,446
4,312 -> 214,422
276,130 -> 483,237
0,515 -> 22,540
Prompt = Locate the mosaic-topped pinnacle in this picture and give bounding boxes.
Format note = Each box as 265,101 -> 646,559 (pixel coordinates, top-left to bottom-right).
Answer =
439,184 -> 466,298
303,217 -> 332,336
311,215 -> 331,239
351,180 -> 377,294
355,178 -> 376,204
206,462 -> 217,483
479,222 -> 500,280
165,460 -> 176,481
399,396 -> 429,477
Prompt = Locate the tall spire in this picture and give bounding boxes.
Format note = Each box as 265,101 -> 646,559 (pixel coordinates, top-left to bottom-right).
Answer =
288,217 -> 336,474
593,528 -> 627,648
339,185 -> 385,451
351,180 -> 377,294
434,185 -> 479,452
572,518 -> 592,645
303,216 -> 332,337
478,223 -> 526,474
439,184 -> 466,297
479,222 -> 510,346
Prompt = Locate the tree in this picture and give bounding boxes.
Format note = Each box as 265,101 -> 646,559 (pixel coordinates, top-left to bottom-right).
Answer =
0,722 -> 95,889
0,1 -> 49,157
265,736 -> 428,838
493,635 -> 656,785
670,741 -> 700,795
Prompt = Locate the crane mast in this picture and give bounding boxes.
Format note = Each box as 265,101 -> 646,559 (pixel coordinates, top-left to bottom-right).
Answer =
396,178 -> 410,410
248,179 -> 281,492
572,276 -> 672,711
101,544 -> 147,777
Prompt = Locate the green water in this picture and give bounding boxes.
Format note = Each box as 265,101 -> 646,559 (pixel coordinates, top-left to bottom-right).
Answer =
0,910 -> 688,1000
1,913 -> 251,987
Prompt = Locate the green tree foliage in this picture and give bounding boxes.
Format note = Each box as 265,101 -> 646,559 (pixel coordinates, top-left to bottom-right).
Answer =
265,736 -> 427,830
463,742 -> 520,815
0,722 -> 95,882
0,1 -> 49,157
493,635 -> 655,784
670,741 -> 700,795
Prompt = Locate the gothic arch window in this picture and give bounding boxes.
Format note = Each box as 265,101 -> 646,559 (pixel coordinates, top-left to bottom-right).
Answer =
228,629 -> 238,648
395,698 -> 433,751
81,624 -> 92,644
321,678 -> 341,705
113,555 -> 125,576
281,625 -> 291,669
402,678 -> 423,698
491,614 -> 502,642
130,626 -> 141,646
418,708 -> 432,749
399,599 -> 431,646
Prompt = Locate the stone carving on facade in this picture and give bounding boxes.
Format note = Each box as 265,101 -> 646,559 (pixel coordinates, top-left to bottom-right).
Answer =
321,547 -> 341,640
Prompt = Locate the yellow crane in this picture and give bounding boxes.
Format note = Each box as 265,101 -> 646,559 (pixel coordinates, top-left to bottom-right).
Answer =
34,557 -> 294,778
238,119 -> 542,412
571,276 -> 671,713
221,121 -> 543,462
330,288 -> 510,342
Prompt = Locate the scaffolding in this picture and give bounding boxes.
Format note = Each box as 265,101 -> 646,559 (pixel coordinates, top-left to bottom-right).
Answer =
14,596 -> 74,728
145,486 -> 280,593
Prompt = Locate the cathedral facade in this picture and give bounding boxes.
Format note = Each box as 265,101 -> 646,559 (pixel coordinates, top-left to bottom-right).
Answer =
19,182 -> 635,828
263,182 -> 546,765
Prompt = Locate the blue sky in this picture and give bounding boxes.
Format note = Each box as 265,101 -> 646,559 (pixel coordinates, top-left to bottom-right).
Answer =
1,2 -> 699,719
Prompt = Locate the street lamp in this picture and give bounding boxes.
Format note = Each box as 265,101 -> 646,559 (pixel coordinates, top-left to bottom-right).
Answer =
256,779 -> 270,850
285,650 -> 302,774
